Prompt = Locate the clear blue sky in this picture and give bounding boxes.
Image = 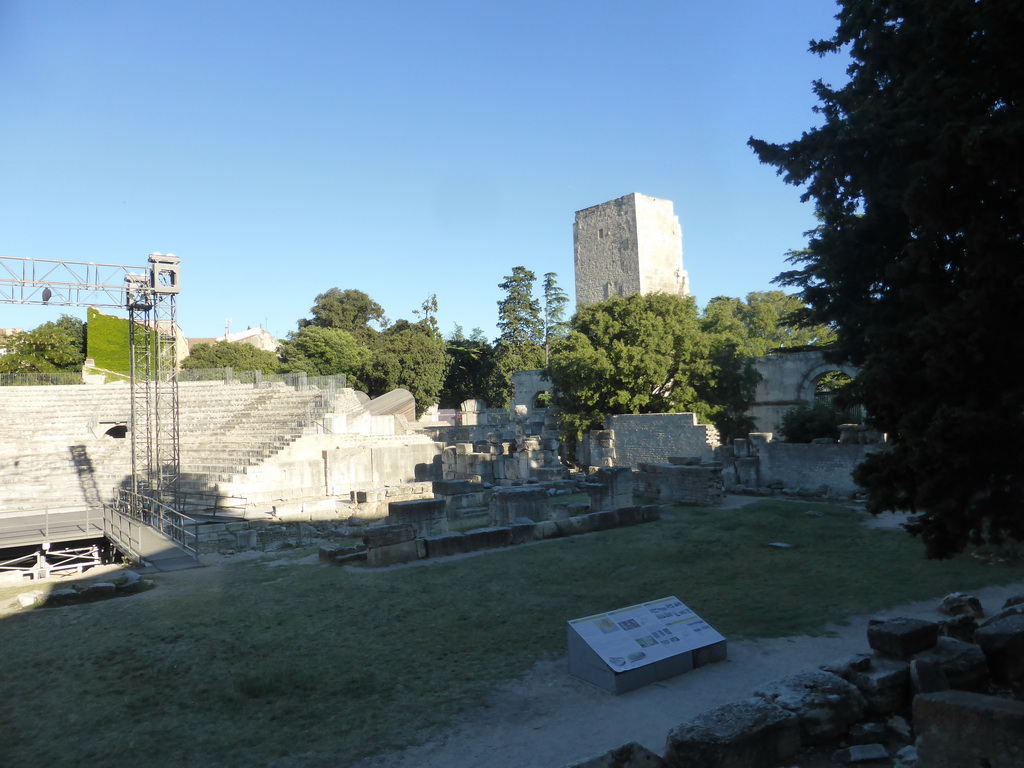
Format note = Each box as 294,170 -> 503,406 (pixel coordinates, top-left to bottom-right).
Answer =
0,0 -> 850,342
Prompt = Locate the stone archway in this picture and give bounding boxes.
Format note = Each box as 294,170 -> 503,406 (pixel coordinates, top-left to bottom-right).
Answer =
749,350 -> 859,434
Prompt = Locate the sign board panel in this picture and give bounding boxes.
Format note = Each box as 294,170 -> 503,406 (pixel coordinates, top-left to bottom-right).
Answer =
567,596 -> 726,694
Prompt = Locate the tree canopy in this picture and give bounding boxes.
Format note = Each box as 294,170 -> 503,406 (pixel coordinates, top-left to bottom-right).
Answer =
547,293 -> 760,442
298,288 -> 387,337
749,0 -> 1024,557
701,291 -> 835,357
182,340 -> 280,374
487,267 -> 546,407
0,315 -> 86,373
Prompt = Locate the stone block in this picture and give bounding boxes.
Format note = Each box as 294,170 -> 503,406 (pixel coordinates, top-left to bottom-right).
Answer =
591,510 -> 619,530
912,636 -> 988,691
365,539 -> 423,567
867,617 -> 939,658
362,523 -> 416,548
556,515 -> 599,537
562,741 -> 669,768
422,533 -> 470,559
432,480 -> 477,496
489,485 -> 550,526
822,653 -> 909,715
464,526 -> 511,551
532,520 -> 560,539
832,744 -> 889,764
914,690 -> 1024,768
664,697 -> 800,768
752,669 -> 867,745
974,612 -> 1024,684
938,614 -> 978,644
509,522 -> 536,545
389,497 -> 447,537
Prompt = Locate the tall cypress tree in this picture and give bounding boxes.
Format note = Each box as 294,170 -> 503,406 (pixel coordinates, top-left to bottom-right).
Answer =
750,0 -> 1024,557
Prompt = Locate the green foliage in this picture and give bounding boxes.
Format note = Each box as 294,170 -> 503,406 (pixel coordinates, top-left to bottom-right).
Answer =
361,320 -> 450,416
277,325 -> 368,380
181,341 -> 280,374
496,266 -> 543,349
488,267 -> 546,406
298,288 -> 387,337
542,272 -> 570,364
549,293 -> 759,440
749,1 -> 1024,557
779,402 -> 844,443
86,308 -> 133,372
701,291 -> 835,357
0,315 -> 85,373
441,337 -> 496,409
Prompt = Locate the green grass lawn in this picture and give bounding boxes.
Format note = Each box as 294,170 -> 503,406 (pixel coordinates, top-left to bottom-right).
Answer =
1,500 -> 1020,766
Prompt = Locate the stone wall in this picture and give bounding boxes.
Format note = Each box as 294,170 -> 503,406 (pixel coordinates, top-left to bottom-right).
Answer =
719,434 -> 877,499
587,413 -> 719,469
750,350 -> 860,433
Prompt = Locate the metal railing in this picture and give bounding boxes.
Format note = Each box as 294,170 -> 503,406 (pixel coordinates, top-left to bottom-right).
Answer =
107,488 -> 199,560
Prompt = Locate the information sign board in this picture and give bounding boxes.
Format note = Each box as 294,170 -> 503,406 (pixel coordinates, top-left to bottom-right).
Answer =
567,596 -> 726,694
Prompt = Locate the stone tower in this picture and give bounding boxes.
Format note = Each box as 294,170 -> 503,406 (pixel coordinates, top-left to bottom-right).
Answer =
573,193 -> 689,308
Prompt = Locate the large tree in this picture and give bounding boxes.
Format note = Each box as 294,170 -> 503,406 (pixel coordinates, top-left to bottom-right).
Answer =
749,0 -> 1024,557
701,291 -> 835,357
277,325 -> 369,381
542,272 -> 570,365
298,288 -> 387,337
488,267 -> 546,407
0,315 -> 86,373
361,319 -> 450,416
547,293 -> 759,441
182,341 -> 280,374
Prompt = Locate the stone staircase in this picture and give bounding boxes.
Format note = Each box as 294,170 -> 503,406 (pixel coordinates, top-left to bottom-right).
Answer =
0,380 -> 344,524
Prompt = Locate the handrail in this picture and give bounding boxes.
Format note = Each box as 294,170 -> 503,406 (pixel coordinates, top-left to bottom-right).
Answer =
109,488 -> 199,558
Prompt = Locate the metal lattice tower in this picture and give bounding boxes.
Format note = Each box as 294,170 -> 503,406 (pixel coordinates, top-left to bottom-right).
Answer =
1,253 -> 182,509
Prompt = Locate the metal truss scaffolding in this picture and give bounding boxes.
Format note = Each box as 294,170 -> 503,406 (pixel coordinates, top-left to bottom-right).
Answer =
1,253 -> 182,512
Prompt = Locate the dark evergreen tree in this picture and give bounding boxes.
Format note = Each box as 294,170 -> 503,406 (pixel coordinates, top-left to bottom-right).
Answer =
542,272 -> 570,365
749,0 -> 1024,557
488,267 -> 545,406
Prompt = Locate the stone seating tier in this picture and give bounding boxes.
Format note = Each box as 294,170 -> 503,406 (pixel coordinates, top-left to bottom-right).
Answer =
0,381 -> 333,521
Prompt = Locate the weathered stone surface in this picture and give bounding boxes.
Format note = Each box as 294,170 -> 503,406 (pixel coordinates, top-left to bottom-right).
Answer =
389,497 -> 447,537
822,653 -> 908,715
16,591 -> 43,608
509,522 -> 536,545
979,601 -> 1024,628
938,614 -> 978,643
752,669 -> 867,745
421,533 -> 470,559
938,592 -> 984,618
974,612 -> 1024,684
362,523 -> 416,548
833,743 -> 889,763
562,741 -> 669,768
663,697 -> 800,768
914,690 -> 1024,768
912,636 -> 988,691
867,617 -> 939,658
532,520 -> 560,539
489,486 -> 549,526
848,722 -> 886,745
81,582 -> 117,598
909,659 -> 950,695
463,526 -> 511,551
555,515 -> 600,537
365,539 -> 423,567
